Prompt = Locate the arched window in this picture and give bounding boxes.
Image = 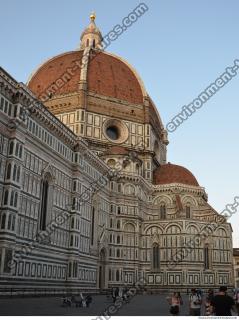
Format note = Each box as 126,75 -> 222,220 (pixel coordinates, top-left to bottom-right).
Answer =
160,205 -> 166,219
14,192 -> 18,207
71,217 -> 74,229
17,167 -> 20,182
15,143 -> 19,156
116,270 -> 120,281
4,190 -> 9,205
204,245 -> 210,269
13,164 -> 17,181
6,163 -> 11,179
186,205 -> 191,219
91,207 -> 95,245
117,220 -> 120,229
8,215 -> 12,230
92,39 -> 96,48
117,249 -> 120,257
152,243 -> 160,269
11,216 -> 15,231
117,235 -> 120,244
40,178 -> 49,230
1,214 -> 6,229
19,145 -> 23,158
9,141 -> 14,155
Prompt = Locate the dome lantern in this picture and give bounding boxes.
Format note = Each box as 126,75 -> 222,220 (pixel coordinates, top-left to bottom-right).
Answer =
79,12 -> 103,50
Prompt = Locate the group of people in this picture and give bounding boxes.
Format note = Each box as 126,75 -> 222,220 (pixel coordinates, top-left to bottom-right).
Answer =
111,287 -> 130,303
61,293 -> 92,308
168,286 -> 239,316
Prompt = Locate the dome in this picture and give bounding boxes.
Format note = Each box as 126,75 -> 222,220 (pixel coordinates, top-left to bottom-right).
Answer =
153,163 -> 199,186
27,50 -> 145,105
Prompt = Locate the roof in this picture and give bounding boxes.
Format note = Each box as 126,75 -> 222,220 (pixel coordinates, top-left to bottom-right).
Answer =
153,163 -> 199,186
27,49 -> 144,105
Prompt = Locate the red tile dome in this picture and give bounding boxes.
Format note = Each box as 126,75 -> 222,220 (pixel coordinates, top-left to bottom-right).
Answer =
153,163 -> 199,186
27,50 -> 144,105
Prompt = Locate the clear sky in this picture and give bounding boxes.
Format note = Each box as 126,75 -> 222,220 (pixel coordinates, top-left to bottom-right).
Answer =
1,0 -> 238,246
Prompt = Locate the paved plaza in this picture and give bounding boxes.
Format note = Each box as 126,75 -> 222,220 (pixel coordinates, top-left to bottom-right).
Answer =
0,293 -> 207,316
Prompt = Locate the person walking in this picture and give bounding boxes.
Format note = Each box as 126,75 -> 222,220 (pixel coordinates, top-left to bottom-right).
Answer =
211,286 -> 235,316
168,292 -> 183,316
189,288 -> 202,316
204,289 -> 214,315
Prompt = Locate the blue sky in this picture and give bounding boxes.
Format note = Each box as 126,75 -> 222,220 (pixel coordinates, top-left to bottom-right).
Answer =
1,0 -> 238,246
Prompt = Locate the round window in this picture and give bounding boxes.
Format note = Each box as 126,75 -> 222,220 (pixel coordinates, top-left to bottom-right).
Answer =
106,126 -> 120,140
103,119 -> 128,144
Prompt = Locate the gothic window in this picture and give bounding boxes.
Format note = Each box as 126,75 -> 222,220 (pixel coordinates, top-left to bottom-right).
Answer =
8,215 -> 12,230
13,164 -> 17,181
152,243 -> 160,269
91,207 -> 95,245
117,249 -> 120,257
4,190 -> 9,205
186,205 -> 191,218
116,270 -> 120,281
117,235 -> 120,244
160,204 -> 166,219
40,177 -> 49,231
92,39 -> 95,47
117,220 -> 120,229
204,245 -> 209,269
71,217 -> 74,229
14,192 -> 18,208
17,167 -> 20,182
19,145 -> 23,158
6,163 -> 11,179
15,143 -> 19,156
9,141 -> 14,155
109,269 -> 111,281
117,207 -> 121,215
1,214 -> 6,229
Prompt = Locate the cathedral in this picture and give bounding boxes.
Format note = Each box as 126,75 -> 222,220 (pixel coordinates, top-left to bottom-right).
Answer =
0,14 -> 234,295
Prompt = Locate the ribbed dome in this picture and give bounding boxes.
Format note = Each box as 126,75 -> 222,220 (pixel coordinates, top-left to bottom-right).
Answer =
153,163 -> 199,186
27,49 -> 144,105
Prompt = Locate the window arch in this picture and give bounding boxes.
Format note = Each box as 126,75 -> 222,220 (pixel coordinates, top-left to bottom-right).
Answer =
6,163 -> 11,179
19,145 -> 23,158
17,167 -> 21,182
152,243 -> 160,269
13,164 -> 17,181
204,244 -> 210,269
9,141 -> 14,155
1,214 -> 6,229
186,205 -> 191,218
10,191 -> 14,206
40,176 -> 50,230
117,220 -> 120,229
15,143 -> 19,156
160,204 -> 166,219
4,190 -> 9,205
14,192 -> 18,207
